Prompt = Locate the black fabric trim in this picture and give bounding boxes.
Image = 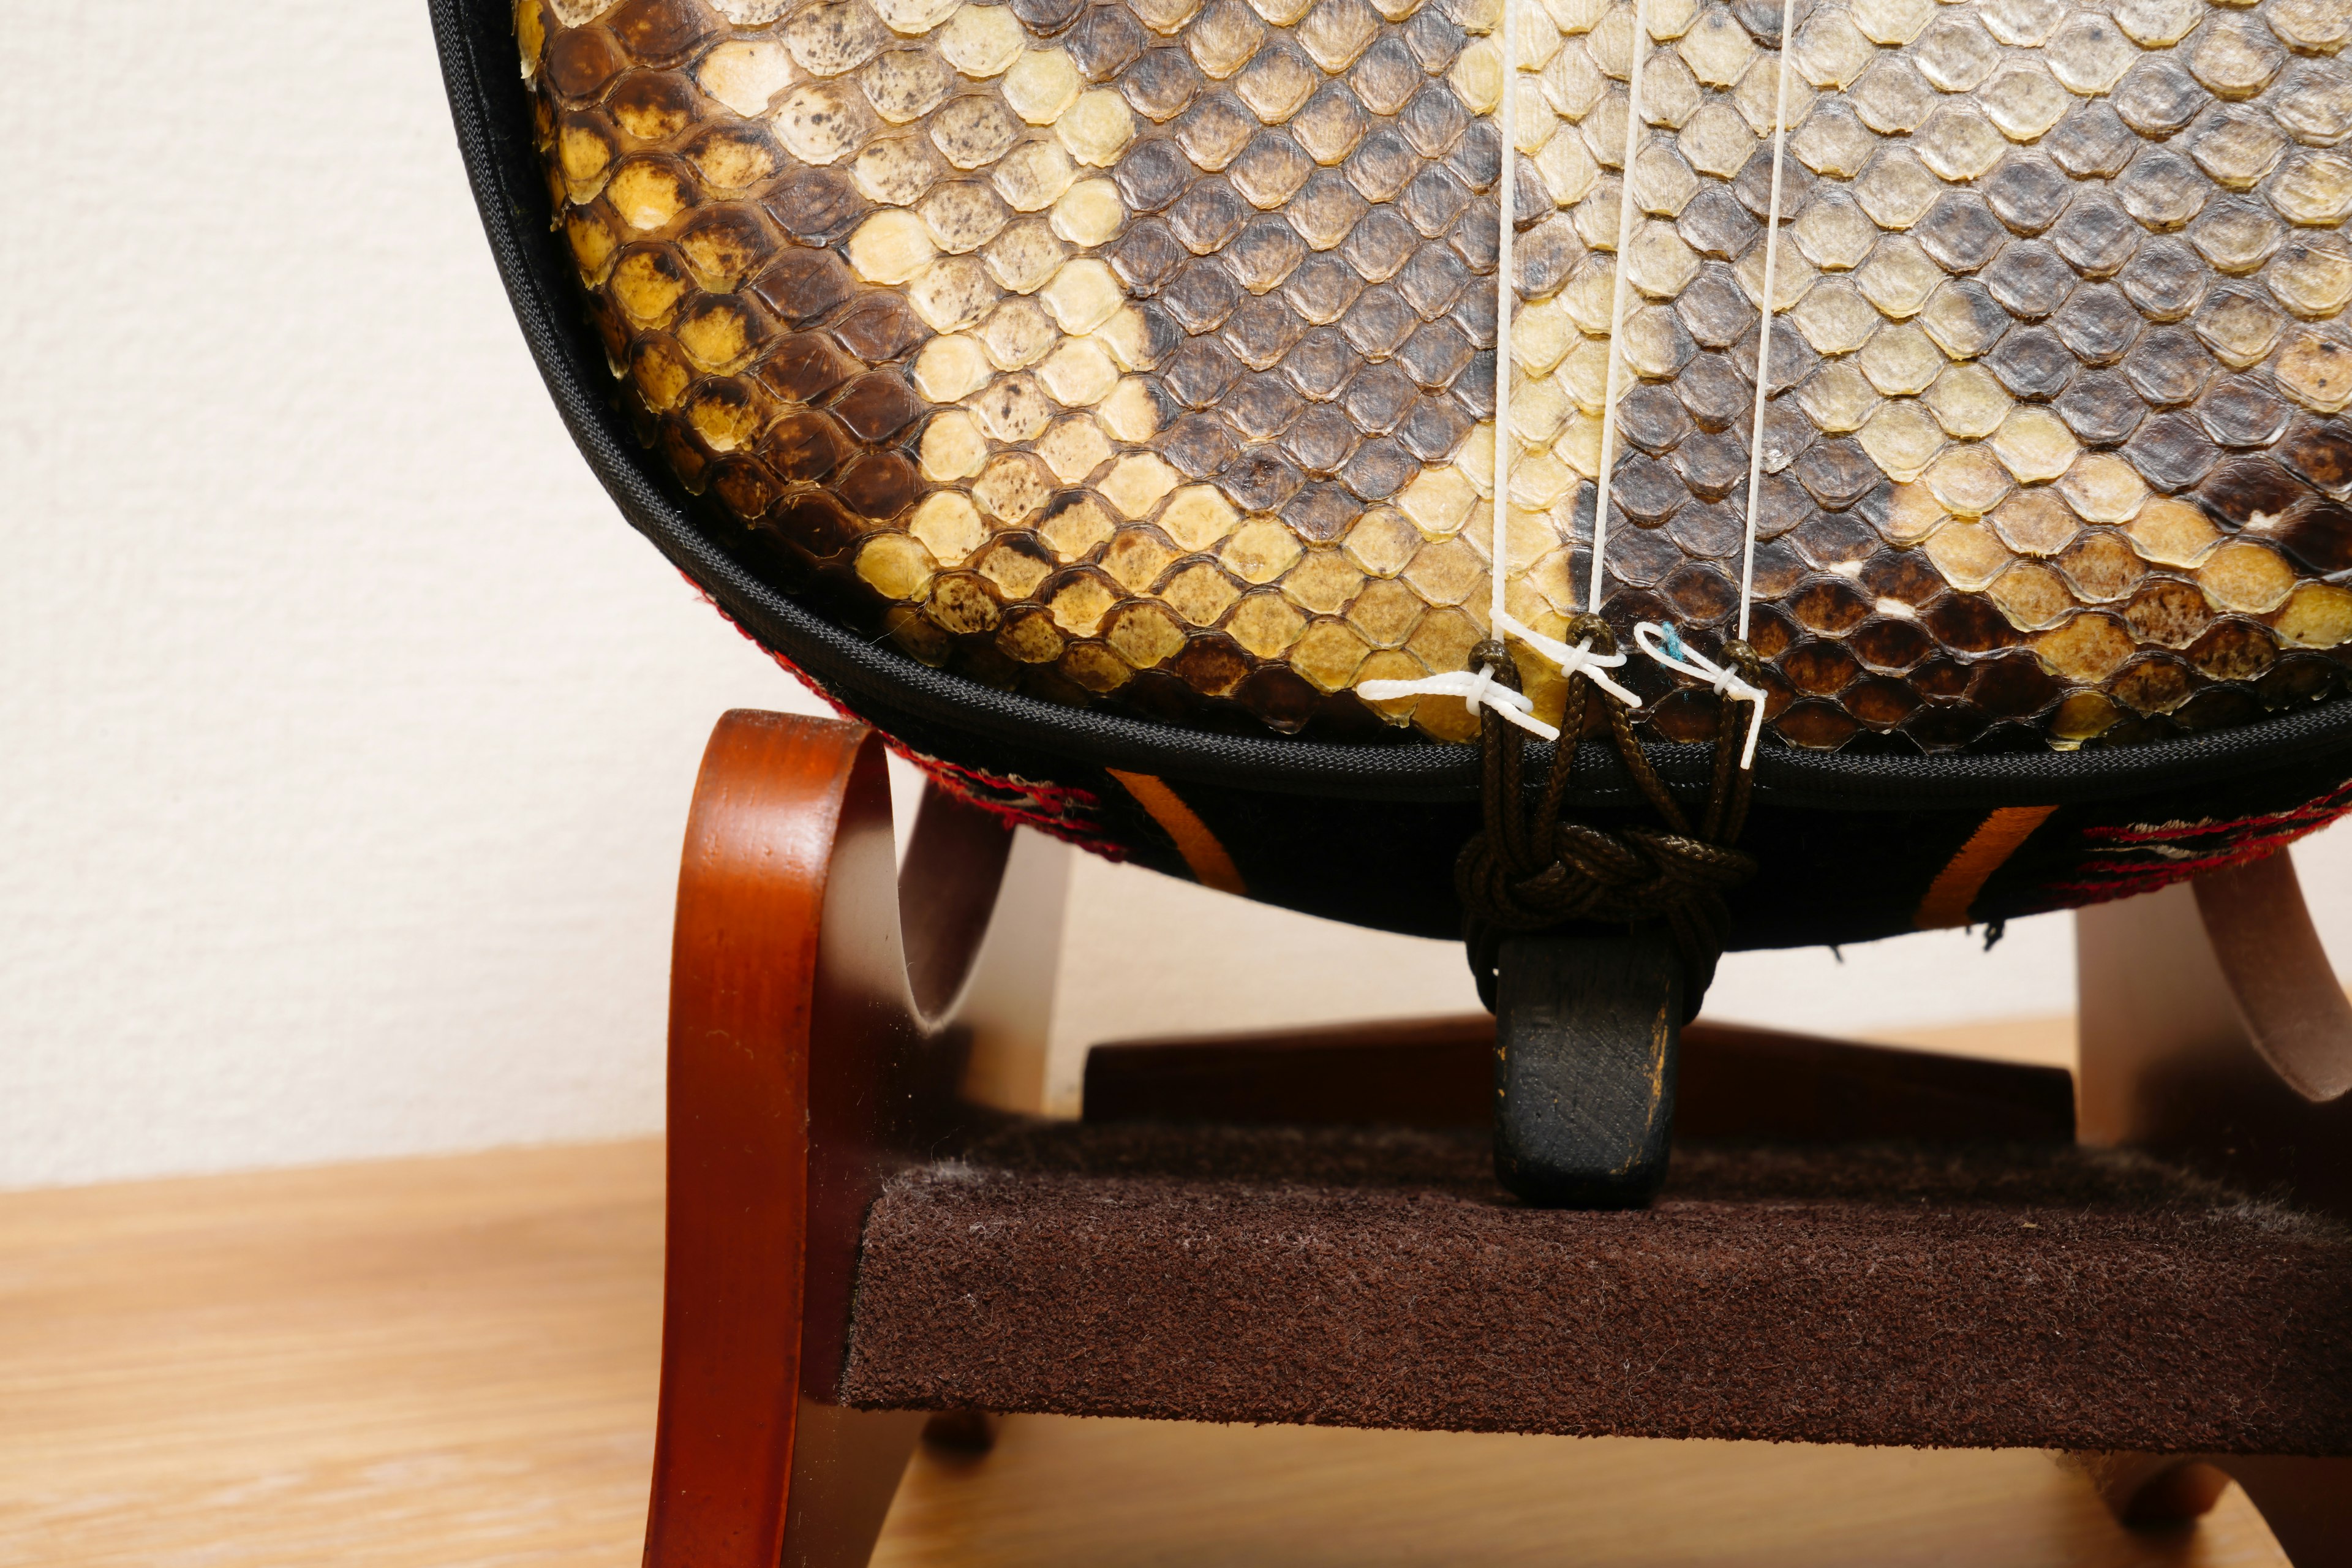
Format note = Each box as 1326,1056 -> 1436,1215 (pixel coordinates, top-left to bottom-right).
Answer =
432,0 -> 2352,812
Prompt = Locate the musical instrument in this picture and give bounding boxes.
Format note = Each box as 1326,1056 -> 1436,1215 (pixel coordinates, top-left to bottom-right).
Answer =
439,0 -> 2352,1194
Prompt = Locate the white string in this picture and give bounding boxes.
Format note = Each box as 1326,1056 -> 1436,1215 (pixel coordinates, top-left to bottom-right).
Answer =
1353,0 -> 1643,734
1631,622 -> 1768,769
1358,666 -> 1561,740
1490,0 -> 1517,636
1354,0 -> 1684,738
1735,0 -> 1796,644
1481,0 -> 1648,713
1586,0 -> 1650,617
1354,0 -> 1529,736
1493,608 -> 1643,705
1378,2 -> 1791,765
1630,0 -> 1792,773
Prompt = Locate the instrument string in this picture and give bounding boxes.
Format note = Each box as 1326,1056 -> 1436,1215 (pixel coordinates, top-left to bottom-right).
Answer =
1444,0 -> 1776,1005
1366,0 -> 1789,756
1736,0 -> 1797,644
1488,0 -> 1517,641
1487,0 -> 1640,704
1620,0 -> 1794,769
1586,0 -> 1649,617
1358,0 -> 1642,730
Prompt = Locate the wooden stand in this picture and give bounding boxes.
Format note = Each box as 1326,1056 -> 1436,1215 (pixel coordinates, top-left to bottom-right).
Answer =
644,710 -> 2352,1568
643,712 -> 1055,1568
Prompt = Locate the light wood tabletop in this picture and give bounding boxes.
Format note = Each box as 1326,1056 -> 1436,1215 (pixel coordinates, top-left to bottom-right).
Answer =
0,1129 -> 2291,1567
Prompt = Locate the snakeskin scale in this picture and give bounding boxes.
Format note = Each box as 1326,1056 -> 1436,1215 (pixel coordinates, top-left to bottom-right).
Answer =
523,0 -> 2352,750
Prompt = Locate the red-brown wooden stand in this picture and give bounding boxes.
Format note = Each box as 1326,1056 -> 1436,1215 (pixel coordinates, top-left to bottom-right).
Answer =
644,710 -> 2351,1568
644,711 -> 1028,1568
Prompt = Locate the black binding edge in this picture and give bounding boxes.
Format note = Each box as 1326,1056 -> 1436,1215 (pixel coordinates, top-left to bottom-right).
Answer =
431,0 -> 2352,810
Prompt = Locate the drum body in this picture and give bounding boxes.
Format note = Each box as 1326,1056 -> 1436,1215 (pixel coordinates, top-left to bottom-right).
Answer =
435,0 -> 2352,948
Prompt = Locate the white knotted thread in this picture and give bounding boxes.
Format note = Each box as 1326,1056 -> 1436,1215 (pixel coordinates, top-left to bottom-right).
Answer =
1358,663 -> 1561,739
1491,609 -> 1643,706
1360,0 -> 1808,751
1632,622 -> 1768,769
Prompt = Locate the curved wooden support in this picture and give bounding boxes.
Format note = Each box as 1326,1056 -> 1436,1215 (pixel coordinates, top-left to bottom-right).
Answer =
2193,851 -> 2352,1104
919,1409 -> 1003,1455
2076,845 -> 2352,1565
2081,850 -> 2350,1125
2078,846 -> 2352,1217
643,711 -> 1061,1568
1491,932 -> 1681,1208
2067,1452 -> 2235,1528
2067,1452 -> 2352,1568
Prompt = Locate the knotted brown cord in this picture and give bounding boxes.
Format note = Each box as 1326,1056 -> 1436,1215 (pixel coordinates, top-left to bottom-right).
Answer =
1457,618 -> 1763,1014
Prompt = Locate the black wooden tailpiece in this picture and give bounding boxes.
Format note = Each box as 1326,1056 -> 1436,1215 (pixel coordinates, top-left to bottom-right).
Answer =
1492,932 -> 1684,1207
1458,623 -> 1761,1208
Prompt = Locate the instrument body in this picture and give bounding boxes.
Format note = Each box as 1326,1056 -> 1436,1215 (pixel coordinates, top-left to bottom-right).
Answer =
437,0 -> 2352,943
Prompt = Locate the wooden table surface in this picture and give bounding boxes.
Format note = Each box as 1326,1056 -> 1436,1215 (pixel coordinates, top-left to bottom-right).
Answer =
0,1130 -> 2291,1566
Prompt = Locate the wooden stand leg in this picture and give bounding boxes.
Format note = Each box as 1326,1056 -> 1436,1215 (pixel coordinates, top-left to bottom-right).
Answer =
2219,1458 -> 2352,1568
778,1404 -> 928,1568
2071,846 -> 2352,1567
2067,1452 -> 2234,1529
2077,851 -> 2352,1224
2079,850 -> 2352,1173
919,1409 -> 1003,1454
2067,1452 -> 2352,1568
643,711 -> 1044,1568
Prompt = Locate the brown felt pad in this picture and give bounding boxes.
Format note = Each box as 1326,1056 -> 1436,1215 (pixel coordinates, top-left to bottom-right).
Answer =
840,1125 -> 2352,1454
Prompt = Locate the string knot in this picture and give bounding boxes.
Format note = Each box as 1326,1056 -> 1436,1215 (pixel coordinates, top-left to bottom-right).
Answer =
1454,621 -> 1760,1016
1632,622 -> 1770,771
1564,612 -> 1616,656
1354,637 -> 1558,739
1459,821 -> 1758,1001
1469,638 -> 1515,681
1490,610 -> 1643,707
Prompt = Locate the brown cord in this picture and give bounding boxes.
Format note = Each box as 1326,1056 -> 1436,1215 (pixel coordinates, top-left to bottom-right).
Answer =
1456,621 -> 1763,1015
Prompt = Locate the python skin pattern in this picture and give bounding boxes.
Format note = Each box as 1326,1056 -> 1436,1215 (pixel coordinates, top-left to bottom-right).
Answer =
522,0 -> 2352,751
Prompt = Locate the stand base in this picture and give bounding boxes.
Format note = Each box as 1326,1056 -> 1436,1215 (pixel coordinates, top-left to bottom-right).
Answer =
646,711 -> 2351,1566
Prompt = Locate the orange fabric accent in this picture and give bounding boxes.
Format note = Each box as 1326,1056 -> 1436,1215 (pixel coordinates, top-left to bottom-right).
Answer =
1107,771 -> 1247,896
1915,805 -> 2059,930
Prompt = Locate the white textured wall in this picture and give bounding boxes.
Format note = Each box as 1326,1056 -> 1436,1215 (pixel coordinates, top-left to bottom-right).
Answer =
3,5 -> 2348,1188
0,4 -> 831,1188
